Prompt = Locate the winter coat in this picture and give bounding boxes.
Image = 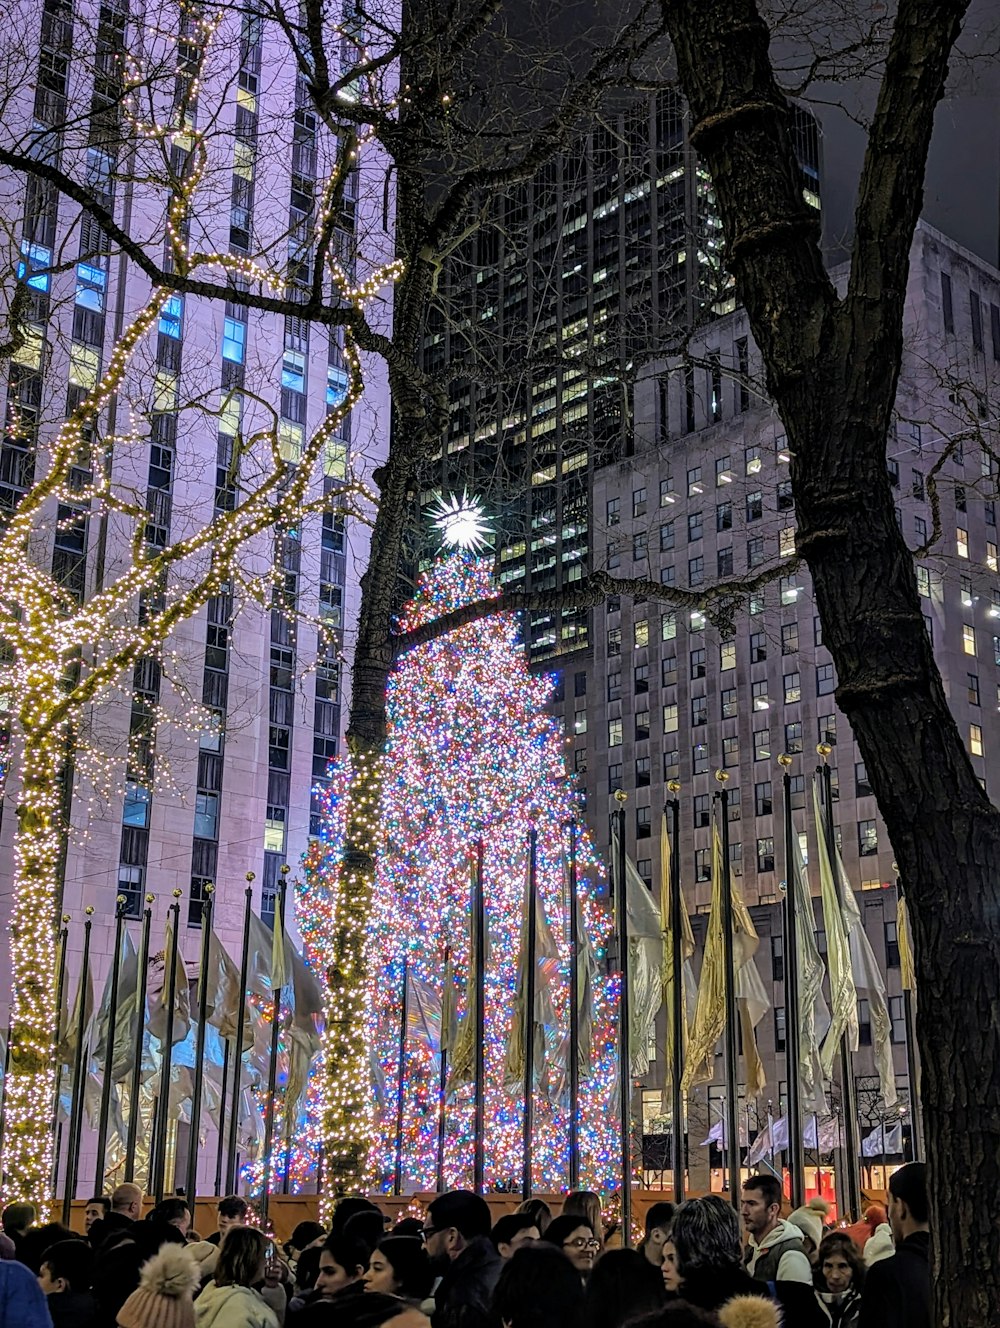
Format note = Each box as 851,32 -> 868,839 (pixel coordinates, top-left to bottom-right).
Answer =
431,1237 -> 502,1328
677,1263 -> 765,1315
47,1289 -> 101,1328
194,1282 -> 281,1328
816,1286 -> 862,1328
746,1220 -> 813,1285
0,1261 -> 53,1328
857,1231 -> 931,1328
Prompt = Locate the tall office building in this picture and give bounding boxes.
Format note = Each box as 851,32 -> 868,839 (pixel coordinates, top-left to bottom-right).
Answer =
575,221 -> 1000,1187
0,0 -> 391,1189
418,90 -> 820,660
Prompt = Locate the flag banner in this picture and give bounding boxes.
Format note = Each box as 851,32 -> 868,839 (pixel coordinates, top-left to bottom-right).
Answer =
724,821 -> 770,1097
203,927 -> 246,1045
660,814 -> 697,1078
440,951 -> 457,1055
684,830 -> 726,1091
506,853 -> 562,1085
407,970 -> 442,1054
791,832 -> 831,1115
897,898 -> 916,994
803,1114 -> 845,1151
92,933 -> 139,1074
699,1113 -> 750,1148
147,915 -> 191,1046
57,967 -> 94,1067
271,899 -> 288,993
576,891 -> 599,1077
747,1115 -> 790,1166
861,1120 -> 904,1156
448,899 -> 478,1093
246,913 -> 277,999
613,827 -> 663,1075
814,778 -> 860,1075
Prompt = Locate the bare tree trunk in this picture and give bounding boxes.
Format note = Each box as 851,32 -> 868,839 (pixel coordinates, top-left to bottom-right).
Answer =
661,0 -> 999,1320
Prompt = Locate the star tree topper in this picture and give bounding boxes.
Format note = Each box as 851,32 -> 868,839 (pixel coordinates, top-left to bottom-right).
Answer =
430,492 -> 491,553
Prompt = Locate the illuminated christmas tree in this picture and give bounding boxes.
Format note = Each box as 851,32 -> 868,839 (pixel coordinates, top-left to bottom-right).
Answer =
298,514 -> 620,1192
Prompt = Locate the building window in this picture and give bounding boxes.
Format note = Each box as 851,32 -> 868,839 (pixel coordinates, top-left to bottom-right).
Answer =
222,317 -> 247,363
771,935 -> 784,982
757,837 -> 775,872
755,782 -> 773,817
607,497 -> 621,526
637,859 -> 652,886
957,527 -> 969,559
661,611 -> 677,641
691,696 -> 708,727
774,1006 -> 787,1053
634,619 -> 649,648
687,467 -> 703,496
574,709 -> 588,735
574,748 -> 588,774
777,479 -> 794,510
818,713 -> 837,745
858,998 -> 873,1046
746,491 -> 763,522
636,806 -> 651,839
816,663 -> 835,695
688,511 -> 703,542
635,708 -> 650,740
194,792 -> 220,839
633,487 -> 647,517
988,542 -> 998,572
720,640 -> 736,671
752,679 -> 769,710
717,546 -> 734,577
889,995 -> 907,1043
963,624 -> 976,656
660,478 -> 675,507
747,537 -> 765,567
635,756 -> 650,787
858,819 -> 878,856
751,631 -> 767,663
693,743 -> 709,775
607,540 -> 621,571
789,774 -> 805,809
970,723 -> 984,757
784,672 -> 801,703
721,686 -> 738,718
122,783 -> 151,829
717,501 -> 733,532
916,566 -> 930,597
885,921 -> 900,968
608,717 -> 623,747
688,556 -> 704,586
855,761 -> 872,797
634,664 -> 649,694
607,669 -> 622,701
663,703 -> 678,733
660,521 -> 675,551
662,655 -> 677,685
779,527 -> 796,557
754,728 -> 771,761
633,531 -> 647,560
609,762 -> 623,791
691,648 -> 707,679
695,848 -> 711,882
941,271 -> 953,332
716,454 -> 732,485
971,292 -> 984,351
608,627 -> 622,655
781,623 -> 799,655
663,748 -> 680,779
745,445 -> 762,474
722,736 -> 739,767
968,673 -> 980,706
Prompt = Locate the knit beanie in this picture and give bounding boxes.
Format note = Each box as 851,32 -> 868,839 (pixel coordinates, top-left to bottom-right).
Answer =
117,1242 -> 199,1328
786,1196 -> 830,1250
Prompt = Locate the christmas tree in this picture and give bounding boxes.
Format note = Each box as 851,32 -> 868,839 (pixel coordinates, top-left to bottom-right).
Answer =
298,528 -> 621,1192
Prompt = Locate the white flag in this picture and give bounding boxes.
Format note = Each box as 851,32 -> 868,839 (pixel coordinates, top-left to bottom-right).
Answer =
861,1121 -> 903,1156
613,828 -> 663,1074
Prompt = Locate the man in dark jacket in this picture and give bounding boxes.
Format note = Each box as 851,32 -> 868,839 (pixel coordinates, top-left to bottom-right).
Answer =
859,1162 -> 931,1328
424,1190 -> 501,1328
87,1182 -> 141,1250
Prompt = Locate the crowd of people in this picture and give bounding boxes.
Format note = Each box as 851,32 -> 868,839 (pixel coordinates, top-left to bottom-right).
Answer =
0,1163 -> 930,1328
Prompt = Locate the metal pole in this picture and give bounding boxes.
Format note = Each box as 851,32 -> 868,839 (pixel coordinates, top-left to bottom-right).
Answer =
779,756 -> 804,1207
568,821 -> 580,1192
436,947 -> 449,1195
715,777 -> 741,1211
49,914 -> 71,1190
666,790 -> 685,1199
152,892 -> 183,1203
472,839 -> 486,1194
226,877 -> 254,1193
185,883 -> 215,1208
614,793 -> 632,1245
261,869 -> 287,1226
522,828 -> 538,1200
818,757 -> 862,1220
214,1038 -> 230,1197
94,895 -> 128,1194
393,955 -> 409,1196
124,897 -> 154,1182
63,908 -> 94,1223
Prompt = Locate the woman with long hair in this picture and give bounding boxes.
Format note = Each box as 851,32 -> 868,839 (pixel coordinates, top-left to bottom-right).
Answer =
814,1234 -> 865,1328
582,1248 -> 664,1328
493,1243 -> 585,1328
540,1216 -> 600,1283
668,1197 -> 761,1315
561,1194 -> 604,1252
194,1227 -> 280,1328
364,1237 -> 433,1307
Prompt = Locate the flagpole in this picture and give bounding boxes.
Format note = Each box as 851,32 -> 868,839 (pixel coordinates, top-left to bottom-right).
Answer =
778,754 -> 805,1207
185,883 -> 214,1210
62,906 -> 94,1224
125,895 -> 154,1182
817,751 -> 862,1219
152,890 -> 183,1203
894,870 -> 923,1158
49,913 -> 71,1191
214,1037 -> 230,1197
394,954 -> 409,1196
473,838 -> 486,1194
436,946 -> 450,1195
568,820 -> 580,1191
93,894 -> 128,1194
666,787 -> 685,1199
714,774 -> 741,1211
521,828 -> 538,1201
261,866 -> 288,1225
226,875 -> 254,1193
613,792 -> 632,1246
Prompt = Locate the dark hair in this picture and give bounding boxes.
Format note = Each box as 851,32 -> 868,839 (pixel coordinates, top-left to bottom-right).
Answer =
391,1218 -> 424,1238
515,1199 -> 552,1235
1,1202 -> 35,1238
493,1244 -> 586,1328
427,1190 -> 492,1241
17,1223 -> 76,1274
296,1246 -> 323,1293
742,1174 -> 782,1212
541,1214 -> 594,1251
561,1192 -> 603,1238
644,1203 -> 676,1237
217,1195 -> 249,1220
671,1197 -> 743,1276
626,1305 -> 719,1328
329,1198 -> 381,1239
299,1290 -> 413,1328
322,1232 -> 370,1277
289,1221 -> 326,1253
583,1249 -> 664,1328
492,1213 -> 541,1250
148,1198 -> 190,1226
85,1197 -> 111,1216
888,1162 -> 929,1225
816,1234 -> 867,1292
40,1238 -> 94,1290
216,1226 -> 266,1287
345,1209 -> 386,1257
375,1236 -> 433,1299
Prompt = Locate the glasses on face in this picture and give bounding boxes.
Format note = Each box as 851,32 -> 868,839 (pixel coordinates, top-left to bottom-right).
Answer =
421,1226 -> 444,1243
563,1237 -> 600,1250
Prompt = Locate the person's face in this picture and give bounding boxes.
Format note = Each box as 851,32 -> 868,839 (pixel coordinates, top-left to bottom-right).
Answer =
170,1210 -> 191,1236
498,1225 -> 539,1260
37,1264 -> 63,1295
561,1224 -> 599,1275
422,1221 -> 458,1268
740,1191 -> 777,1239
887,1191 -> 906,1244
218,1211 -> 241,1238
84,1203 -> 104,1232
661,1240 -> 681,1294
317,1252 -> 360,1298
364,1249 -> 401,1295
822,1251 -> 853,1294
647,1226 -> 668,1260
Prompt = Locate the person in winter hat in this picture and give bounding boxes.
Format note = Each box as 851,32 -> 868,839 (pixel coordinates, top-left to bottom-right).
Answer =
862,1224 -> 894,1266
787,1198 -> 832,1263
193,1226 -> 279,1328
718,1296 -> 783,1328
117,1243 -> 199,1328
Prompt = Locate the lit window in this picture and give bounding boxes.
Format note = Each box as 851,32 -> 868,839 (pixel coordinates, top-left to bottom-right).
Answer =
689,610 -> 706,632
122,783 -> 150,828
574,709 -> 587,735
722,735 -> 739,767
222,317 -> 247,363
75,261 -> 107,311
17,240 -> 52,291
634,619 -> 649,648
154,369 -> 177,411
970,723 -> 984,756
278,419 -> 303,463
720,640 -> 736,671
754,728 -> 770,760
236,85 -> 257,112
159,294 -> 184,338
988,542 -> 998,572
784,671 -> 801,703
324,441 -> 347,478
692,743 -> 709,775
957,527 -> 969,559
663,703 -> 678,733
12,325 -> 43,368
264,817 -> 286,852
779,527 -> 796,557
606,497 -> 621,526
661,612 -> 676,641
963,624 -> 976,656
608,717 -> 623,747
282,349 -> 306,393
858,819 -> 878,856
326,365 -> 348,408
69,343 -> 100,389
633,487 -> 647,517
916,566 -> 930,598
219,392 -> 241,437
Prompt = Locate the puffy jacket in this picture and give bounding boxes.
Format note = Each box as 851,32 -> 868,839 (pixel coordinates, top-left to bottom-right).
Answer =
194,1282 -> 281,1328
